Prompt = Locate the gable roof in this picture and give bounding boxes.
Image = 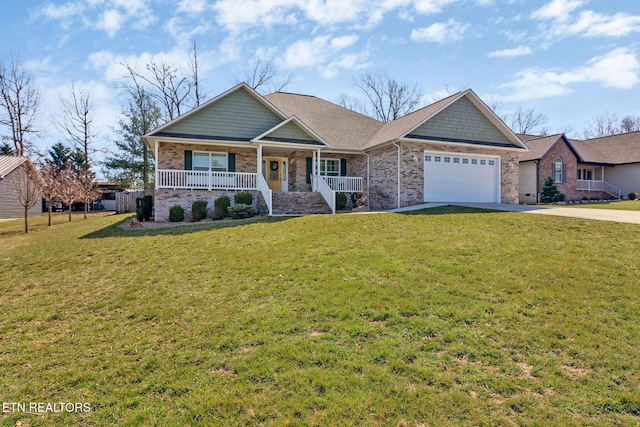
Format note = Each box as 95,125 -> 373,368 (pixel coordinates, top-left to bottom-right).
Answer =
517,134 -> 570,162
252,116 -> 328,147
569,131 -> 640,165
264,92 -> 383,150
0,155 -> 29,179
145,83 -> 288,145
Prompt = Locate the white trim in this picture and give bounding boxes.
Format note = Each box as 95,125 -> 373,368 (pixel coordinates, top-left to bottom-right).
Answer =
154,140 -> 159,190
398,137 -> 527,152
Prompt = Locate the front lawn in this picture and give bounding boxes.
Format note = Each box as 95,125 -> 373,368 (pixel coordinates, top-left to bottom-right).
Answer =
1,209 -> 639,426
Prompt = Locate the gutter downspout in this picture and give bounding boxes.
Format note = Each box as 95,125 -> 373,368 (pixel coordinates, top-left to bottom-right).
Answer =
392,142 -> 401,209
534,159 -> 539,203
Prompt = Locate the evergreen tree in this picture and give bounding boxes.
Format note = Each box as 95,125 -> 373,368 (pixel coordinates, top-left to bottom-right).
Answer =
540,177 -> 566,203
0,141 -> 15,155
104,89 -> 161,189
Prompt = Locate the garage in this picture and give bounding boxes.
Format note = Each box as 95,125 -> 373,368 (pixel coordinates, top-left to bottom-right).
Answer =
424,151 -> 500,203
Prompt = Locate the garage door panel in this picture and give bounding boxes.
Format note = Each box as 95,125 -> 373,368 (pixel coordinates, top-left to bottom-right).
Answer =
424,151 -> 499,203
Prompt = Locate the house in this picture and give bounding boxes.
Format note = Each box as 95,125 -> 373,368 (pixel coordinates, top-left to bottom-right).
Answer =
570,131 -> 640,199
142,83 -> 528,219
518,132 -> 640,203
0,155 -> 41,219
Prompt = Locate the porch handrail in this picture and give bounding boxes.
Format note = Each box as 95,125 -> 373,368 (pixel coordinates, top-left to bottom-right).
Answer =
322,176 -> 363,192
314,174 -> 336,214
157,170 -> 257,190
577,179 -> 620,198
257,173 -> 272,216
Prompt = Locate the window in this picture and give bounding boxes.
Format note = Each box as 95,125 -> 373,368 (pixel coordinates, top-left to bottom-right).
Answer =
193,152 -> 227,172
553,157 -> 563,183
578,169 -> 592,180
425,155 -> 431,162
444,157 -> 451,163
480,159 -> 486,165
434,156 -> 441,162
462,158 -> 469,164
453,157 -> 460,163
471,159 -> 478,165
319,159 -> 340,176
488,160 -> 495,166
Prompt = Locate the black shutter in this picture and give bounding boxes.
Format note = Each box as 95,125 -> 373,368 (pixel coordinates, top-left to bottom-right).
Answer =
184,150 -> 192,170
306,157 -> 312,184
562,163 -> 566,183
228,153 -> 236,172
340,158 -> 347,176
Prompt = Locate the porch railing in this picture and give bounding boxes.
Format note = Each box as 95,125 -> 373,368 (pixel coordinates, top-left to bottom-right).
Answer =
313,175 -> 336,214
257,173 -> 272,216
577,180 -> 620,198
322,176 -> 364,192
157,170 -> 257,191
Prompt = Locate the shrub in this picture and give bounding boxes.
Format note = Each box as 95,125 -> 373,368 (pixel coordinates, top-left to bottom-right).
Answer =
135,195 -> 153,221
214,195 -> 231,220
227,203 -> 258,219
336,192 -> 347,210
628,192 -> 638,200
540,177 -> 566,203
169,205 -> 185,222
351,191 -> 367,208
234,191 -> 253,205
191,200 -> 208,221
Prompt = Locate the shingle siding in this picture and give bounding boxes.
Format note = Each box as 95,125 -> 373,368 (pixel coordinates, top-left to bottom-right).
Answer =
163,89 -> 283,139
268,122 -> 314,141
412,97 -> 513,146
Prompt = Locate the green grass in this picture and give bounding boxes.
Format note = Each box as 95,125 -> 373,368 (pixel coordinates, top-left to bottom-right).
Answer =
1,209 -> 639,426
552,200 -> 640,210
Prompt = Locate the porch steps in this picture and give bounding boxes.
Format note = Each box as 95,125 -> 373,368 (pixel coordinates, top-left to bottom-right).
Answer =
272,192 -> 332,215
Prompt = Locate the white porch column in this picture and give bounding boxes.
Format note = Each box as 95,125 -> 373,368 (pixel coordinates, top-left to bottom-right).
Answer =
154,140 -> 159,190
257,144 -> 263,176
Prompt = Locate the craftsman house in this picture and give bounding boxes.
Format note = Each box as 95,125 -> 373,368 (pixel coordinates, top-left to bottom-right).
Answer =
143,83 -> 528,219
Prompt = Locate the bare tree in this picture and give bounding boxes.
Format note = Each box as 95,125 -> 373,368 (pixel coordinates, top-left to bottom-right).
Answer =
352,71 -> 423,122
10,161 -> 41,233
243,57 -> 290,93
190,39 -> 206,107
37,160 -> 61,226
583,112 -> 620,139
58,163 -> 80,222
505,105 -> 548,135
121,59 -> 193,122
620,115 -> 640,133
0,57 -> 40,156
59,82 -> 96,170
59,82 -> 97,219
76,169 -> 99,219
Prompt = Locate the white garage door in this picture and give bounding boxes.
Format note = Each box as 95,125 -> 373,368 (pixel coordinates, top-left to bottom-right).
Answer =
424,151 -> 500,203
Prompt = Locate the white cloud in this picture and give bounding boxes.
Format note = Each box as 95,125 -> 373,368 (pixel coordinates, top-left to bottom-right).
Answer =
411,19 -> 469,43
531,0 -> 584,22
282,35 -> 367,78
412,0 -> 457,14
531,0 -> 640,40
177,0 -> 210,15
36,0 -> 155,37
489,46 -> 533,58
495,48 -> 640,101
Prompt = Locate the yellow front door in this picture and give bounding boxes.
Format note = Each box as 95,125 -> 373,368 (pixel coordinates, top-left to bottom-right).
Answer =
266,158 -> 282,192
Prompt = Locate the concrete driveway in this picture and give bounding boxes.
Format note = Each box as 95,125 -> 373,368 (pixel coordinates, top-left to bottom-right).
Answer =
391,203 -> 640,225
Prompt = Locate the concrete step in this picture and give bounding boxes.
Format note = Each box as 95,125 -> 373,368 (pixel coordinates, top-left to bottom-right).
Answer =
272,192 -> 331,215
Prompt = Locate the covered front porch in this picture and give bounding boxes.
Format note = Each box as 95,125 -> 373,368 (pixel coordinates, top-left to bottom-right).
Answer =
154,141 -> 365,215
576,165 -> 620,198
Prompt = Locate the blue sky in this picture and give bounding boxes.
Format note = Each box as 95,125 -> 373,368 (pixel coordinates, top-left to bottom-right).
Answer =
2,0 -> 640,157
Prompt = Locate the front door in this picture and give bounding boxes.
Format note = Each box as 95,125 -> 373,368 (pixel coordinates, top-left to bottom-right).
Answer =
266,158 -> 282,192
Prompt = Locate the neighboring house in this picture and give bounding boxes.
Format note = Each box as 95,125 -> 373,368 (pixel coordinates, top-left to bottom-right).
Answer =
142,83 -> 528,219
0,155 -> 41,219
518,132 -> 640,203
570,131 -> 640,199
